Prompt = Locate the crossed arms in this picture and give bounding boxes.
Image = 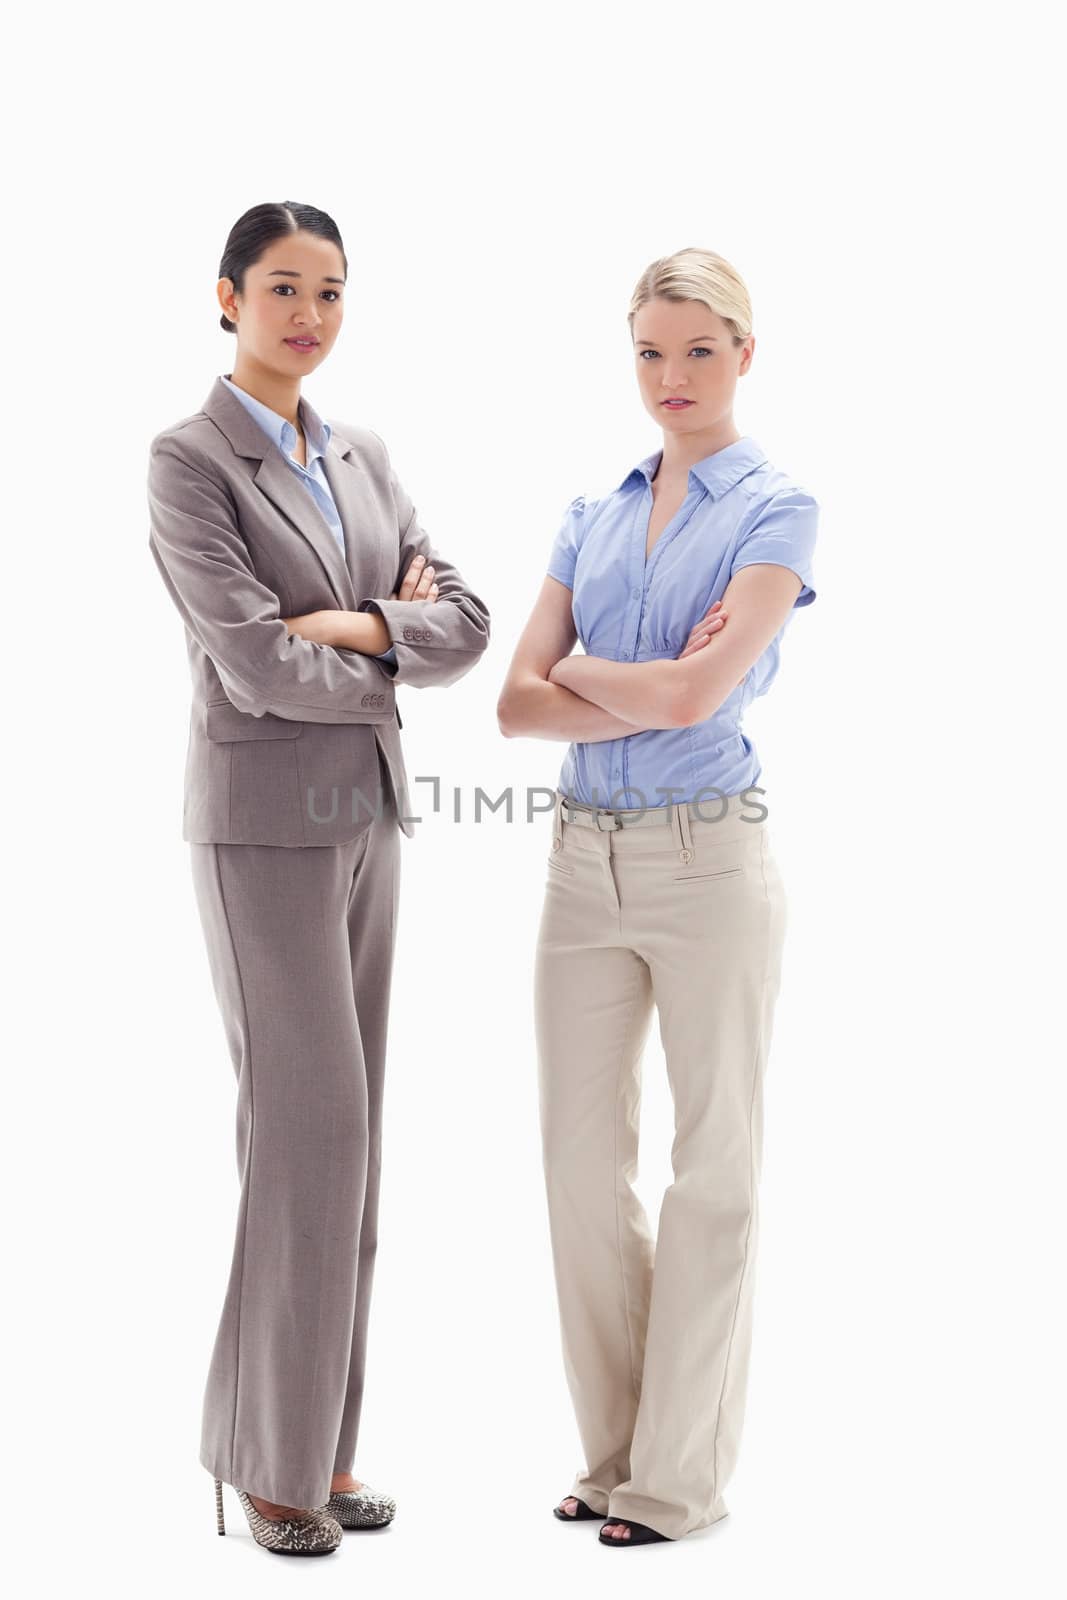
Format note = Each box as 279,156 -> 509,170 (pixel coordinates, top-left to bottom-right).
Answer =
148,435 -> 488,723
496,563 -> 805,742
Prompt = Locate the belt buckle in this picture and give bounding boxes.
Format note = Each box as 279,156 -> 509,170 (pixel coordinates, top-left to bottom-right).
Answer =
595,809 -> 622,831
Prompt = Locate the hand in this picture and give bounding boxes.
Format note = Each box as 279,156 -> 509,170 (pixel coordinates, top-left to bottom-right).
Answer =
677,600 -> 746,687
677,600 -> 727,659
391,553 -> 439,603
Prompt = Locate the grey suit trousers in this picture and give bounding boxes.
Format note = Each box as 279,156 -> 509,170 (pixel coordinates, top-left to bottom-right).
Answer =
189,752 -> 400,1508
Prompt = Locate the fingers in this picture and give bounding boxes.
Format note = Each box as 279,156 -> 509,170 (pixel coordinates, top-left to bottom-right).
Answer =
396,556 -> 421,600
397,553 -> 440,602
678,612 -> 727,657
691,599 -> 723,631
688,604 -> 727,641
695,601 -> 724,634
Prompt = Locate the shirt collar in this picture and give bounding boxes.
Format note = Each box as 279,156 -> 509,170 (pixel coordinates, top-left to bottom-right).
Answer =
221,373 -> 332,466
613,435 -> 767,499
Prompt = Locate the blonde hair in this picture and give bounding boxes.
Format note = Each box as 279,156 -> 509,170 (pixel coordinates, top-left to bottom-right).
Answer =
627,247 -> 752,345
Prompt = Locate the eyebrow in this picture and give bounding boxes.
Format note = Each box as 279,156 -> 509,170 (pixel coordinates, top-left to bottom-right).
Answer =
635,336 -> 719,346
266,270 -> 346,285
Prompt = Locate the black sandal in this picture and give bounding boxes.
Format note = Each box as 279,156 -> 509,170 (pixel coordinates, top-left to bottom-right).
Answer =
553,1496 -> 606,1521
599,1517 -> 671,1545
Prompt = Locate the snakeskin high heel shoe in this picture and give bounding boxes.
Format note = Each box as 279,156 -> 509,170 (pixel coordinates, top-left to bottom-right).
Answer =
214,1477 -> 343,1554
317,1481 -> 397,1529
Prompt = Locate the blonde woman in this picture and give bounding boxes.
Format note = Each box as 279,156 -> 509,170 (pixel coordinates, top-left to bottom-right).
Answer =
498,248 -> 819,1547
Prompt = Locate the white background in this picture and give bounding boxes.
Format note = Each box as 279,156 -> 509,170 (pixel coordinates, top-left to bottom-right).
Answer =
6,2 -> 1063,1596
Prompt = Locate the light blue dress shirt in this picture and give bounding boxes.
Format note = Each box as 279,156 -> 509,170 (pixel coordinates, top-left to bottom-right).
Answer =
546,436 -> 818,807
221,375 -> 397,668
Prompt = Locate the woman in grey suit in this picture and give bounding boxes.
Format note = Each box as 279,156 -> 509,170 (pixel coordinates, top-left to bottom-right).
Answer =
148,200 -> 490,1555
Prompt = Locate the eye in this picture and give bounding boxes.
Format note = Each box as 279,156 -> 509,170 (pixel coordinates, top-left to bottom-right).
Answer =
637,347 -> 714,360
272,285 -> 342,302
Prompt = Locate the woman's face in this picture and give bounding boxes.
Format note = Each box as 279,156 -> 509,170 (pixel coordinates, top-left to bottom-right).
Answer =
632,296 -> 753,435
218,231 -> 346,376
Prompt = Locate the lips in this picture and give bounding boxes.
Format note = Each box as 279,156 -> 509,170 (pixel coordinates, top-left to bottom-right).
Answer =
662,398 -> 693,407
285,338 -> 319,348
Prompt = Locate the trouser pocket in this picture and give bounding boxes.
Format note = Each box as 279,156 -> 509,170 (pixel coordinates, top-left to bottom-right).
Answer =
672,864 -> 745,883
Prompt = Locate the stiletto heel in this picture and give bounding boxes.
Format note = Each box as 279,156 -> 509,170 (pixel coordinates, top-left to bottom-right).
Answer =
211,1475 -> 343,1554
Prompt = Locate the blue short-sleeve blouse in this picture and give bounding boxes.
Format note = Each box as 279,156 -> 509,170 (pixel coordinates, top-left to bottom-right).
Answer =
546,435 -> 818,808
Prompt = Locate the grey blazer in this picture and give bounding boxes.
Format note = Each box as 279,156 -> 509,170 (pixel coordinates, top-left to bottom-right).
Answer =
148,375 -> 490,846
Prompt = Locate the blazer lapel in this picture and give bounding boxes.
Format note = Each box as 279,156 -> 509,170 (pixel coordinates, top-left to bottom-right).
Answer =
320,433 -> 390,606
202,376 -> 363,611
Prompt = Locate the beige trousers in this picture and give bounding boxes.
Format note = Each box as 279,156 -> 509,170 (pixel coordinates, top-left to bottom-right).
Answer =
534,788 -> 788,1540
